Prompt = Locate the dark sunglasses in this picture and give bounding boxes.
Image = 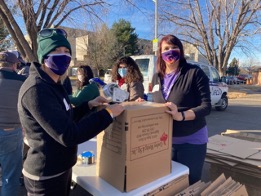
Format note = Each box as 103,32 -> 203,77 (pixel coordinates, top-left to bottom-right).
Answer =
38,28 -> 67,38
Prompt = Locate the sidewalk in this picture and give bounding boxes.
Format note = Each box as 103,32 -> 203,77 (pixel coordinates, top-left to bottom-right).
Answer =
228,84 -> 261,99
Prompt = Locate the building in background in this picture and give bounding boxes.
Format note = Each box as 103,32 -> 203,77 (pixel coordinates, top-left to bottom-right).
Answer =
183,43 -> 208,64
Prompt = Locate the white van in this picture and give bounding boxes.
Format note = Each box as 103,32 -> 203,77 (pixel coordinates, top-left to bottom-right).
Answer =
131,55 -> 228,111
104,69 -> 112,83
131,55 -> 157,94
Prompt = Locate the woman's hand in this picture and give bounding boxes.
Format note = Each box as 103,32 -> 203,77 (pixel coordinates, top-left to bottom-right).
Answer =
135,97 -> 145,102
165,102 -> 182,121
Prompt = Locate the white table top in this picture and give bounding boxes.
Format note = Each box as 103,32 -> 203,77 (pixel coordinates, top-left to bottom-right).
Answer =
72,138 -> 189,196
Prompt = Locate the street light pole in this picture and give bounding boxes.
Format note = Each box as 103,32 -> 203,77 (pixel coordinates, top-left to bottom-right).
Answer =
154,0 -> 158,56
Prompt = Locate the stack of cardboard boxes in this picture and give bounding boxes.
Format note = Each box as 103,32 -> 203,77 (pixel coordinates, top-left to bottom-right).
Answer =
175,173 -> 248,196
206,134 -> 261,178
205,131 -> 260,195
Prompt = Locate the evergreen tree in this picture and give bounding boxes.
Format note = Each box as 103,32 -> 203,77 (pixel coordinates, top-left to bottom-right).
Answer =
226,58 -> 240,75
111,19 -> 138,57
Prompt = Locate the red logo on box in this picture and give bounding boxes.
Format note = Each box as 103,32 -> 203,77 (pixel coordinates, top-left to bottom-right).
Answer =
160,132 -> 168,145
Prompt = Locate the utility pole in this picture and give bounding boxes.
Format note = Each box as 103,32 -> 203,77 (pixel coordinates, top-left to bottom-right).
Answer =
153,0 -> 158,56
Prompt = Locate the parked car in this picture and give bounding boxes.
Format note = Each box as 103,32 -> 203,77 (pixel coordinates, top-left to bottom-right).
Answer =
224,76 -> 239,85
188,61 -> 229,111
237,74 -> 252,83
130,55 -> 229,111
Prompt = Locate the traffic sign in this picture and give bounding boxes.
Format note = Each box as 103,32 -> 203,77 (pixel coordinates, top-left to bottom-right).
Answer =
153,39 -> 158,52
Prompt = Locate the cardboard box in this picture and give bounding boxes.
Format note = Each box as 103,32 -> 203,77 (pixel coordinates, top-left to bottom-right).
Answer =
96,102 -> 173,192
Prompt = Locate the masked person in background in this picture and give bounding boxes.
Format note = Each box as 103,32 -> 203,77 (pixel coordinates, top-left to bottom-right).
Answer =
69,65 -> 99,107
18,28 -> 124,196
150,34 -> 211,185
111,56 -> 144,101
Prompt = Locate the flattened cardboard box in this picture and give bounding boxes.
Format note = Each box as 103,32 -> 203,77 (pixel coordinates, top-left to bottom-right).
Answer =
97,102 -> 173,192
145,174 -> 189,196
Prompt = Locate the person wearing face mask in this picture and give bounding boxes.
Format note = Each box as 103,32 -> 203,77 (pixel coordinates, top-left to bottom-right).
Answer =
17,28 -> 124,196
150,34 -> 211,185
69,65 -> 99,107
111,56 -> 144,101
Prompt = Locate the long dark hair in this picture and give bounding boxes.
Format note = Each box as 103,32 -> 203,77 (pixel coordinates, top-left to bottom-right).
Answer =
157,34 -> 186,78
111,56 -> 143,84
76,65 -> 94,90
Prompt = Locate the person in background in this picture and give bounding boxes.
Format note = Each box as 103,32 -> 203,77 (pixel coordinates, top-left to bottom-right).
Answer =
150,34 -> 211,185
69,65 -> 99,107
111,56 -> 144,101
8,50 -> 26,68
18,28 -> 124,196
0,51 -> 26,196
8,50 -> 30,186
9,50 -> 30,77
17,63 -> 30,77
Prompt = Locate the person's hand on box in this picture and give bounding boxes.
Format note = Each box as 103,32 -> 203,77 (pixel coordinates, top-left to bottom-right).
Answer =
135,97 -> 145,102
105,104 -> 125,118
165,102 -> 180,120
88,96 -> 109,109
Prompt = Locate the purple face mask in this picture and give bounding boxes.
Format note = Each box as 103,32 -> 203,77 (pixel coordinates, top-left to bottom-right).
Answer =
161,49 -> 180,64
44,54 -> 71,76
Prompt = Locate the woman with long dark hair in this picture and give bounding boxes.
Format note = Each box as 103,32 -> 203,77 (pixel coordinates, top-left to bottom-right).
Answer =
111,56 -> 144,101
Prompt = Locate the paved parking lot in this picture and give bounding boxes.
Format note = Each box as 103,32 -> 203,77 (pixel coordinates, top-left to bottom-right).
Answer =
3,85 -> 261,196
202,86 -> 261,196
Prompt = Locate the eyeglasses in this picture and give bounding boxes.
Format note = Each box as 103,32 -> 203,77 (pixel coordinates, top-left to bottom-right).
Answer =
38,28 -> 67,38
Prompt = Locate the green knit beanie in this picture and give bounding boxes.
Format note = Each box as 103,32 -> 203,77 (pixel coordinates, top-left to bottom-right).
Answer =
37,28 -> 72,63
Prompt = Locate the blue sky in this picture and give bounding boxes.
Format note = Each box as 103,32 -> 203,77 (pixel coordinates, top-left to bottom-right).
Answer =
61,0 -> 155,40
14,0 -> 260,65
104,0 -> 156,40
100,0 -> 261,66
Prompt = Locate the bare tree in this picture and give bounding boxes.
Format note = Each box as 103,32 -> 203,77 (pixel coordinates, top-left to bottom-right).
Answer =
88,24 -> 121,74
241,57 -> 260,68
0,0 -> 109,62
160,0 -> 261,74
0,15 -> 10,50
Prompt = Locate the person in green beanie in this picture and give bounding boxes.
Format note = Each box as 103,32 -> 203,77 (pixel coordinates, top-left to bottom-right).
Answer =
18,28 -> 125,196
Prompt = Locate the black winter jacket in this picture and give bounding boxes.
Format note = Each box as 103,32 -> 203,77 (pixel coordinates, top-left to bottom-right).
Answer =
151,61 -> 211,137
18,62 -> 112,176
